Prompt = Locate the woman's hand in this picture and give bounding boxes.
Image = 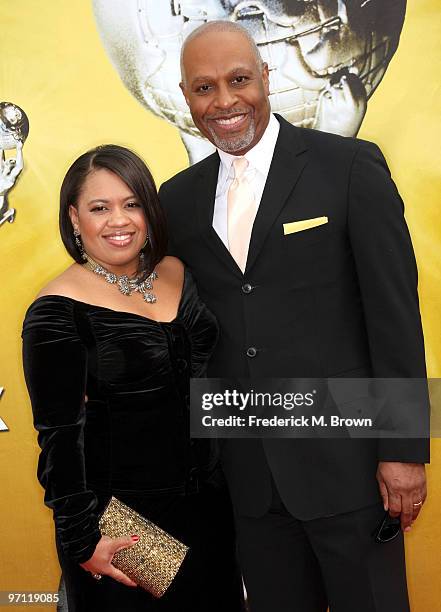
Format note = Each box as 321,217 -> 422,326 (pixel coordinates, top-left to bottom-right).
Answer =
80,535 -> 139,587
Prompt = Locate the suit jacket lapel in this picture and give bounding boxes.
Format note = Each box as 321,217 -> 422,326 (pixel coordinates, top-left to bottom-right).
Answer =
195,152 -> 243,278
246,115 -> 308,274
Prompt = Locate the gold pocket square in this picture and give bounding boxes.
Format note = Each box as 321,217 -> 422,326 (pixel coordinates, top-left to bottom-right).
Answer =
283,216 -> 328,235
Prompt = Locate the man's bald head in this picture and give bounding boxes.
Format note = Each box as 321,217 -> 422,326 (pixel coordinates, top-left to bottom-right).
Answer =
179,20 -> 271,155
180,21 -> 263,85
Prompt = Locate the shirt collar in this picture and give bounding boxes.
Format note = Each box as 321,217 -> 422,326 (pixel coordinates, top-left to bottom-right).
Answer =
217,113 -> 280,182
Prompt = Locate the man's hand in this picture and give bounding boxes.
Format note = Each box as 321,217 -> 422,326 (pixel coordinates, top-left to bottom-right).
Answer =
376,462 -> 427,532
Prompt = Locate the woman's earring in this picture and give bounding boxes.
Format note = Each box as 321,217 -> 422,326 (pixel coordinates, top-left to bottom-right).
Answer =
73,227 -> 86,261
141,234 -> 149,250
139,234 -> 149,262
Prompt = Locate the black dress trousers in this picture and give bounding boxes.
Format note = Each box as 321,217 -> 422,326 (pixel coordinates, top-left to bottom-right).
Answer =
235,479 -> 409,612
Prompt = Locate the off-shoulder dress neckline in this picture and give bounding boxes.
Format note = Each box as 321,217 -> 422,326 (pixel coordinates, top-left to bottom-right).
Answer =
30,266 -> 189,326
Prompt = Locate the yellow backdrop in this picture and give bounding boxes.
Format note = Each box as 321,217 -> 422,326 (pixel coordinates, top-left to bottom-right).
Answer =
1,2 -> 440,611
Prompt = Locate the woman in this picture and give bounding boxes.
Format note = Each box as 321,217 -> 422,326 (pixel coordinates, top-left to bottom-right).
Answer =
22,145 -> 244,611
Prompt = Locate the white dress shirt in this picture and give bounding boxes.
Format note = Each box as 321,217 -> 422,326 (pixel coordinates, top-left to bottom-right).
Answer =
213,113 -> 280,248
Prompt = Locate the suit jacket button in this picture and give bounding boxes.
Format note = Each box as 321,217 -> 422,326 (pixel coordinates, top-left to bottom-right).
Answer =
242,283 -> 253,294
246,347 -> 257,358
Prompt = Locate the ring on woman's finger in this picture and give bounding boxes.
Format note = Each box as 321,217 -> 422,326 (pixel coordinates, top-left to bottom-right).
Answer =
412,500 -> 423,507
92,573 -> 102,580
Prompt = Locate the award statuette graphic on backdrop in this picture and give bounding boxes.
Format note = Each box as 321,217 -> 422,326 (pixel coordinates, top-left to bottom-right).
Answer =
0,101 -> 29,228
0,387 -> 8,432
93,0 -> 406,163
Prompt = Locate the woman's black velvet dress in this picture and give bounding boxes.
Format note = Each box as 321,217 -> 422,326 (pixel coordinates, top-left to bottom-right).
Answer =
22,269 -> 244,612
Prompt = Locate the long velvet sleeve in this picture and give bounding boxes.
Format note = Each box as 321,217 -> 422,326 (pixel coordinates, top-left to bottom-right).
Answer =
179,270 -> 219,378
22,297 -> 101,563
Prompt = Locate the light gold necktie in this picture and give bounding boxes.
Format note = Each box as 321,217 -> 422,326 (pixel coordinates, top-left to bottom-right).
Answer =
227,157 -> 257,273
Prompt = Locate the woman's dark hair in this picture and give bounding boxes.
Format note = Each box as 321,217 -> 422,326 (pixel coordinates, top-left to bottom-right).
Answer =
59,144 -> 168,277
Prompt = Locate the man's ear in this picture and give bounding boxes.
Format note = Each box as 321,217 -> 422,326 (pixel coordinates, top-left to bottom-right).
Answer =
69,205 -> 79,230
179,81 -> 190,106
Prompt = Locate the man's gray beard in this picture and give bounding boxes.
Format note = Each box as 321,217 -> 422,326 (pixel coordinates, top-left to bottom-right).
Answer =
208,120 -> 256,154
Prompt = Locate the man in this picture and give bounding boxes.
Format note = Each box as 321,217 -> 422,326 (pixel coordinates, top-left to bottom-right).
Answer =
159,21 -> 428,612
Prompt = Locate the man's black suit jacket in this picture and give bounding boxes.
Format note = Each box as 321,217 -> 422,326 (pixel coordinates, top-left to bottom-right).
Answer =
159,114 -> 429,520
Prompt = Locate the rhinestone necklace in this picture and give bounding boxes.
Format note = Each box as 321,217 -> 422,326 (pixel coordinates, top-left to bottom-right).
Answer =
84,253 -> 158,303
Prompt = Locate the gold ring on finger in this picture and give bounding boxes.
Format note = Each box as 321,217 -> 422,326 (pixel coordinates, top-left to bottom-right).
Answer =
413,500 -> 423,507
